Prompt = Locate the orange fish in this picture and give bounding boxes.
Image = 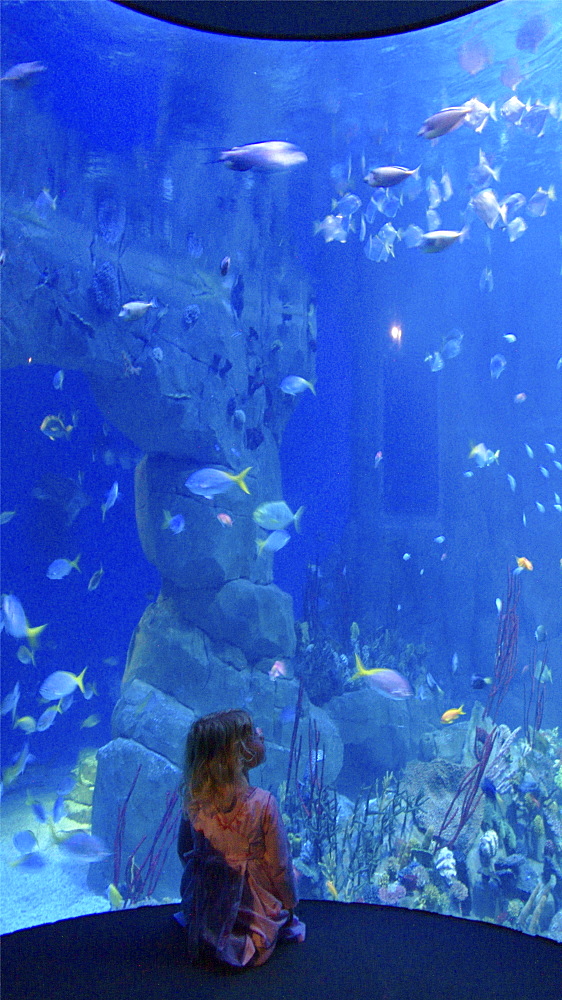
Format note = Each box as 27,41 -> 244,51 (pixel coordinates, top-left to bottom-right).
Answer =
216,513 -> 233,527
441,705 -> 465,724
515,556 -> 533,572
269,660 -> 287,680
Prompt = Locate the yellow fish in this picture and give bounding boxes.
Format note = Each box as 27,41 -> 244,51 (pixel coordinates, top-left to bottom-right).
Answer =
13,716 -> 37,734
325,880 -> 339,900
80,714 -> 100,729
441,705 -> 466,724
108,883 -> 124,909
40,414 -> 73,441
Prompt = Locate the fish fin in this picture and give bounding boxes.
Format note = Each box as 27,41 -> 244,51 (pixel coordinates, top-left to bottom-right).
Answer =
75,667 -> 88,695
293,506 -> 305,533
72,554 -> 81,572
26,623 -> 47,649
231,467 -> 252,494
488,101 -> 497,121
161,510 -> 171,529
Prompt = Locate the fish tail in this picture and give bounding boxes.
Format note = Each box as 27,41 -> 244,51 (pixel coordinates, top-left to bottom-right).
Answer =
459,225 -> 470,243
231,467 -> 252,494
101,503 -> 106,522
494,450 -> 500,463
256,538 -> 266,556
75,667 -> 88,695
547,184 -> 556,201
72,554 -> 81,573
293,506 -> 305,533
161,510 -> 171,529
26,623 -> 47,649
488,101 -> 497,121
351,652 -> 367,680
306,380 -> 316,395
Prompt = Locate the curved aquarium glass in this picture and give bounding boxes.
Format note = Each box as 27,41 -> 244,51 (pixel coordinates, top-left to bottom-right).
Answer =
1,0 -> 561,944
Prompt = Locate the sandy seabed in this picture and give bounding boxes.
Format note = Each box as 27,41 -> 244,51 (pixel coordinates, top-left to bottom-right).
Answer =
1,765 -> 112,935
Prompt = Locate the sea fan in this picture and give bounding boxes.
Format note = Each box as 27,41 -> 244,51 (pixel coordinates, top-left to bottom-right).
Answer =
90,261 -> 119,314
96,194 -> 126,245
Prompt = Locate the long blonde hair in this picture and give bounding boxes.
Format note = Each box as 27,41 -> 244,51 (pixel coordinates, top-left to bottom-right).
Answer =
182,709 -> 255,816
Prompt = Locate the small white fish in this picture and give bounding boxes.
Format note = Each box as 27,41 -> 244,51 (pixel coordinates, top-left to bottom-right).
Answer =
507,474 -> 516,492
535,502 -> 546,513
434,536 -> 445,544
53,369 -> 64,390
523,512 -> 527,527
495,598 -> 502,615
101,482 -> 119,522
451,652 -> 459,674
525,444 -> 534,459
479,266 -> 493,292
119,299 -> 156,321
463,471 -> 474,478
554,461 -> 562,471
540,466 -> 550,478
557,357 -> 562,370
1,681 -> 21,721
503,334 -> 517,343
420,568 -> 425,575
545,443 -> 556,454
402,553 -> 411,561
279,376 -> 316,396
441,170 -> 453,201
554,505 -> 562,512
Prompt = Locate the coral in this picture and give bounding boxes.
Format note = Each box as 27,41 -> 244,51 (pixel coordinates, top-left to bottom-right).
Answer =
90,261 -> 119,314
479,829 -> 499,864
378,882 -> 406,906
517,875 -> 556,934
449,879 -> 469,902
182,304 -> 201,329
507,898 -> 523,921
434,846 -> 456,883
421,883 -> 447,912
532,814 -> 545,838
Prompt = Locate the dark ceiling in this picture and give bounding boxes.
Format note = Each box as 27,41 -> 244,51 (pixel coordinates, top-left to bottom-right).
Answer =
111,1 -> 499,41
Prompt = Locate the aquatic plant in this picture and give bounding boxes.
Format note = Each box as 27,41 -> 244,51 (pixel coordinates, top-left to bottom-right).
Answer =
485,569 -> 520,722
112,765 -> 181,906
438,723 -> 520,848
523,646 -> 550,748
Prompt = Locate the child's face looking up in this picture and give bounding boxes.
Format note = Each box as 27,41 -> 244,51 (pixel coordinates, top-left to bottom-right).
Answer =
246,727 -> 265,768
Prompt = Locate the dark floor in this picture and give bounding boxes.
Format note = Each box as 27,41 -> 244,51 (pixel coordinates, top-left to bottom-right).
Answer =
2,900 -> 560,1000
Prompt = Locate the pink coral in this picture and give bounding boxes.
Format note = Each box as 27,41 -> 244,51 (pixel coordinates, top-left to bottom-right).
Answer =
378,882 -> 407,905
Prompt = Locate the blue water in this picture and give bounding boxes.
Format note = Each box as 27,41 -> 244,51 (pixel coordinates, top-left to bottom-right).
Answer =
1,0 -> 561,936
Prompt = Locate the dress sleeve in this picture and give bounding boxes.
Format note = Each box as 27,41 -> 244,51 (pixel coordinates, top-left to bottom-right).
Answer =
262,792 -> 299,909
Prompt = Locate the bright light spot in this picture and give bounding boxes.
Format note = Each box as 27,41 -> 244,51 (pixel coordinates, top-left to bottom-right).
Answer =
27,357 -> 33,363
389,324 -> 402,346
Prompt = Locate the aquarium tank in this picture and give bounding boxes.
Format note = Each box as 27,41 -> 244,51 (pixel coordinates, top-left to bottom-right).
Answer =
1,0 -> 561,944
